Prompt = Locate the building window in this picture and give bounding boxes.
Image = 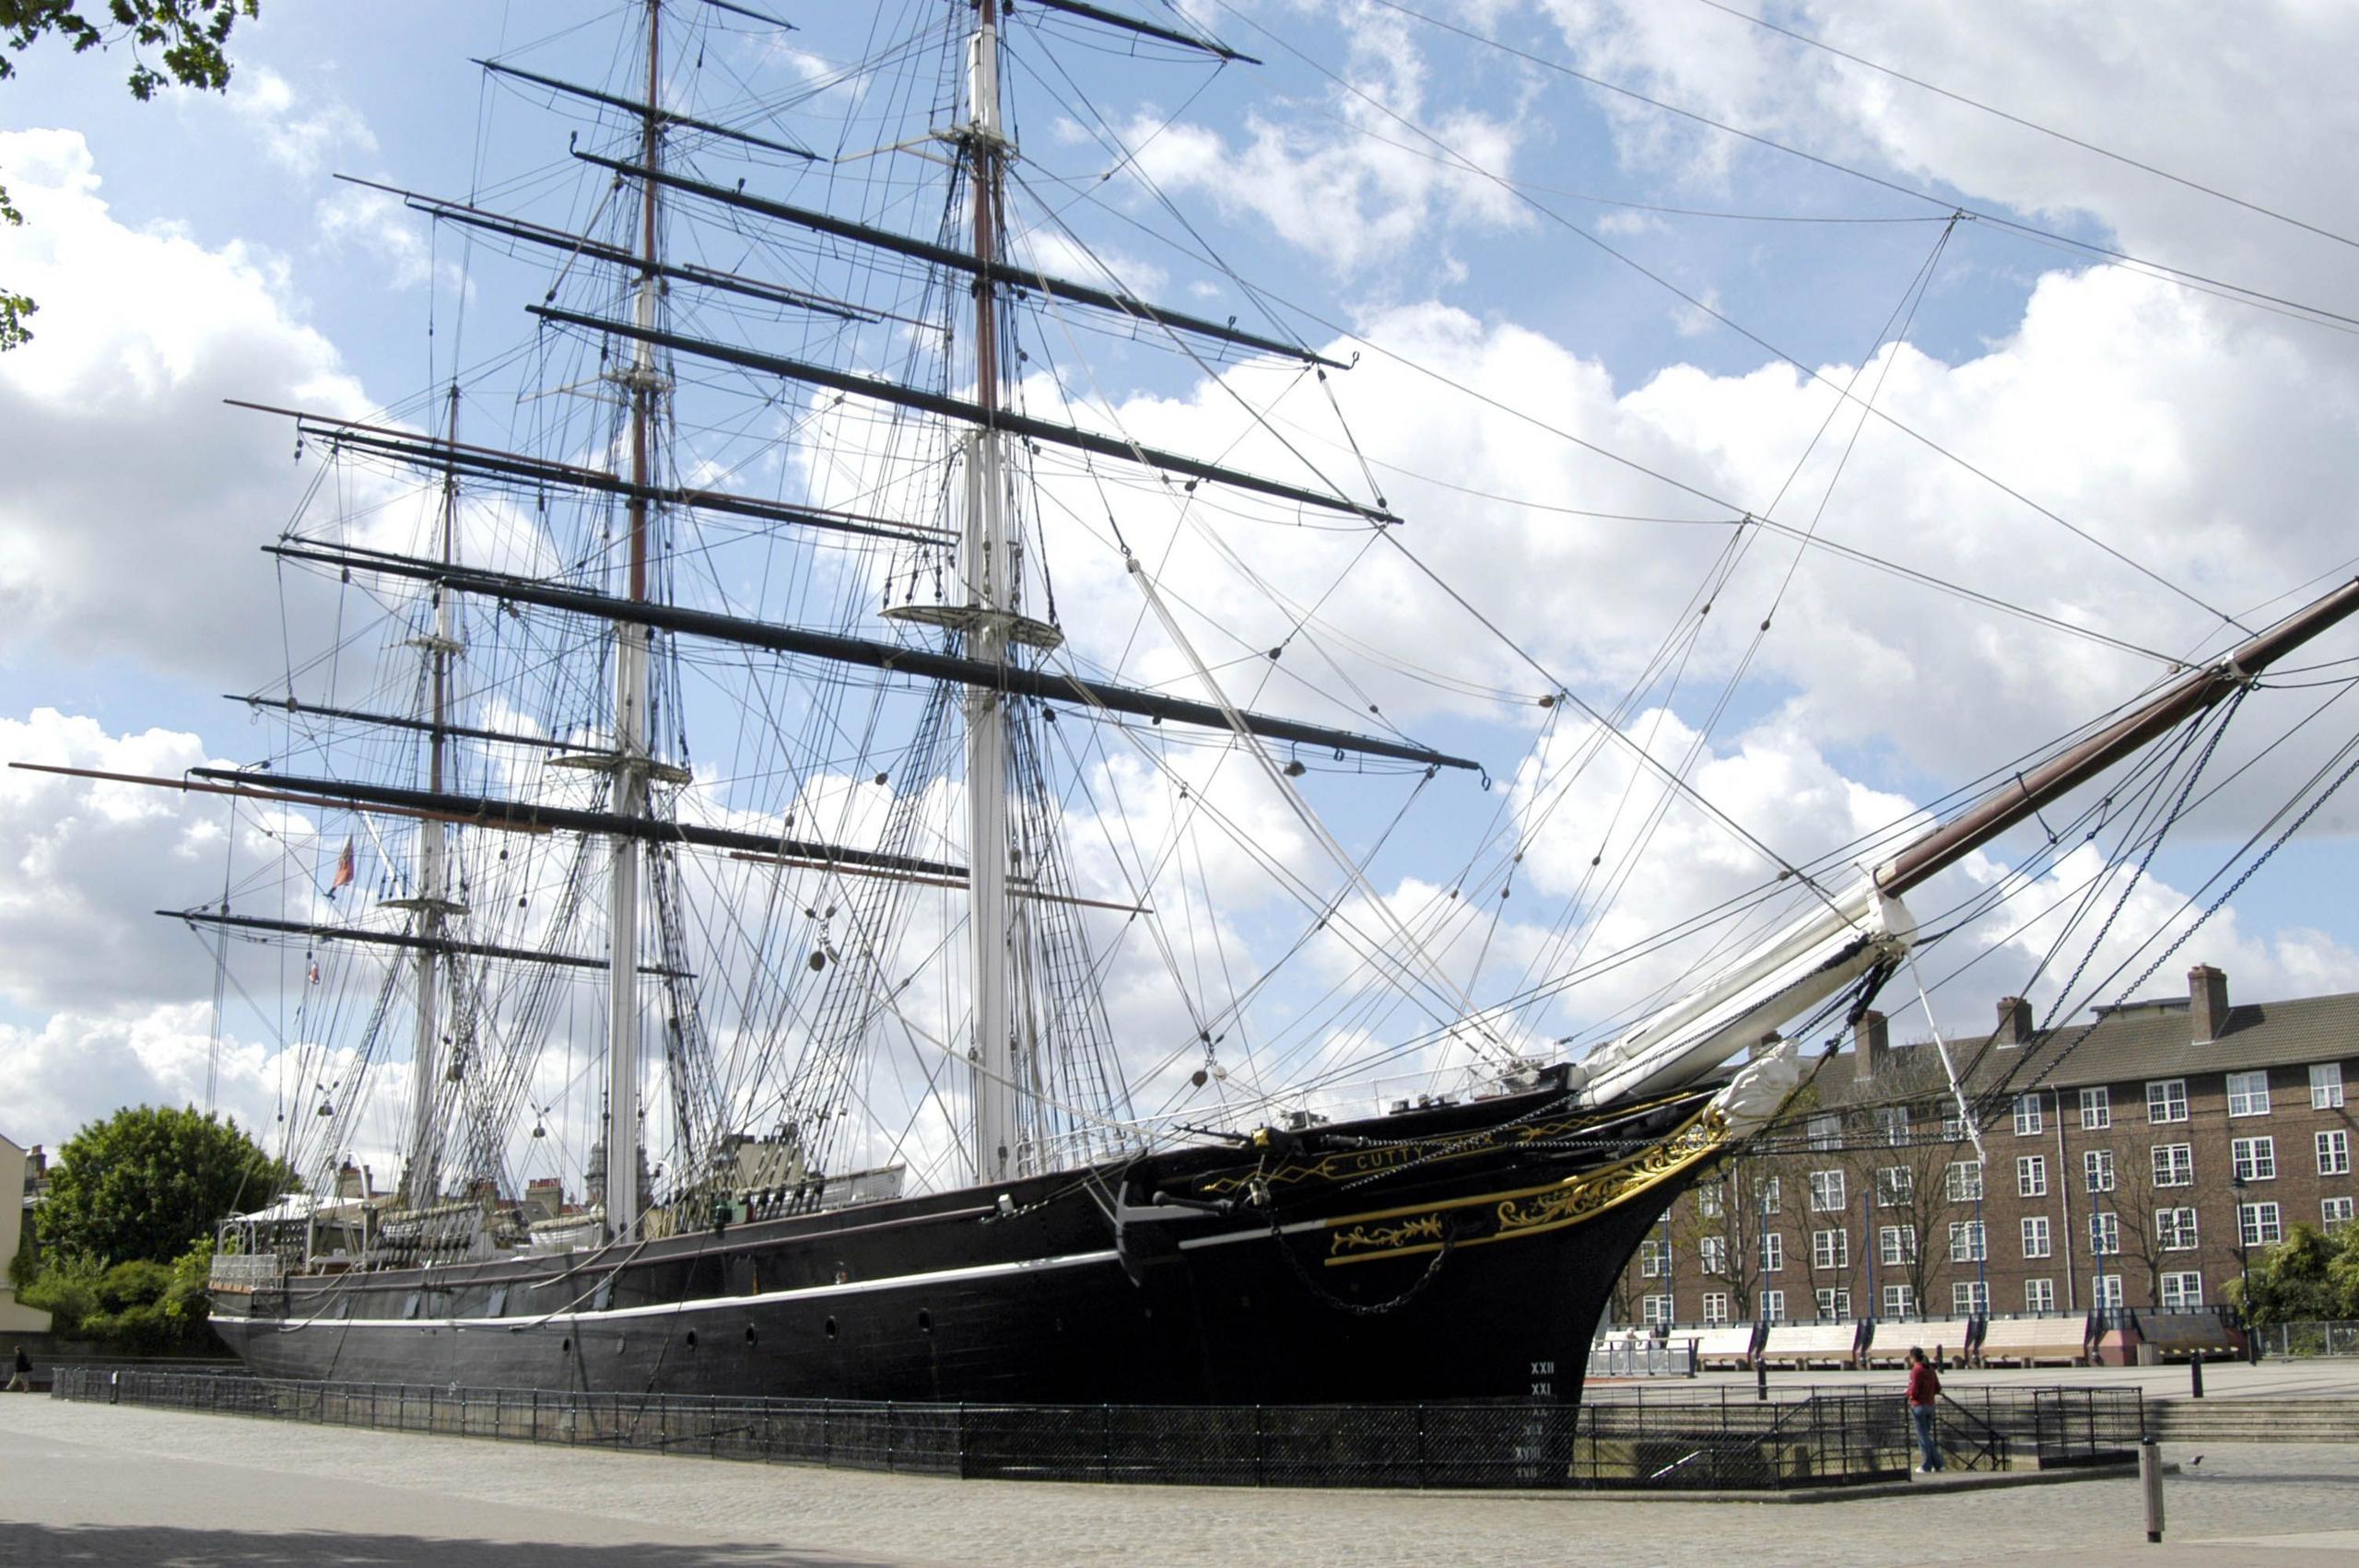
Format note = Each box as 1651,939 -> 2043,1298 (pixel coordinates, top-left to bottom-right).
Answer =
1755,1176 -> 1782,1215
2091,1274 -> 2125,1309
1696,1185 -> 1723,1220
1643,1293 -> 1674,1326
1815,1288 -> 1851,1320
2014,1093 -> 2045,1135
1945,1160 -> 1984,1202
2161,1271 -> 2203,1309
1699,1235 -> 1728,1275
2025,1278 -> 2055,1313
2017,1155 -> 2048,1198
2311,1062 -> 2345,1110
2088,1211 -> 2120,1256
1758,1233 -> 1785,1272
2022,1215 -> 2052,1258
1879,1225 -> 1918,1266
2232,1136 -> 2277,1182
2325,1197 -> 2355,1231
1875,1106 -> 1911,1146
2152,1143 -> 2194,1188
2083,1149 -> 2115,1193
2239,1202 -> 2283,1247
1808,1115 -> 1841,1152
1876,1167 -> 1914,1207
1953,1280 -> 1989,1316
2319,1129 -> 2352,1177
1639,1240 -> 1669,1278
1702,1292 -> 1731,1325
1809,1169 -> 1846,1211
1813,1229 -> 1848,1270
1942,1106 -> 1967,1141
2157,1208 -> 2200,1251
2080,1086 -> 2111,1129
1882,1283 -> 1917,1319
1761,1289 -> 1787,1322
2146,1079 -> 2189,1124
2227,1070 -> 2272,1117
1948,1220 -> 1987,1262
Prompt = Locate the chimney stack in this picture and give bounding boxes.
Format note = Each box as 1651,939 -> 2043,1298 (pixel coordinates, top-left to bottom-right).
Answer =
1853,1010 -> 1889,1081
1994,996 -> 2035,1047
2189,964 -> 2230,1043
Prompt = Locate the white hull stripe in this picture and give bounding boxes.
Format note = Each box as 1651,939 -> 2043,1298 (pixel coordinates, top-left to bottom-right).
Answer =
244,1248 -> 1126,1334
1176,1218 -> 1325,1251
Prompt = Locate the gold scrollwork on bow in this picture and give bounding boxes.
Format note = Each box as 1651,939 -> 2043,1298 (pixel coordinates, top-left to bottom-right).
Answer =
1329,1213 -> 1445,1256
1194,1093 -> 1697,1199
1316,1104 -> 1734,1265
1494,1109 -> 1730,1237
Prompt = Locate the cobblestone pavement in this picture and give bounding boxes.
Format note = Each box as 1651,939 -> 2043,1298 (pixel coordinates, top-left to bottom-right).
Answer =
6,1394 -> 2358,1566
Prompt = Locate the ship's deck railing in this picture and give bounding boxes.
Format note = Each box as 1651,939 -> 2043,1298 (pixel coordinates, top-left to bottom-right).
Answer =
47,1366 -> 2142,1491
205,1255 -> 283,1292
1587,1332 -> 1699,1378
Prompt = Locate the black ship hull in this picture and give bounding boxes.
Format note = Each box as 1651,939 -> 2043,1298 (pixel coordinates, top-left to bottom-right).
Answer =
212,1084 -> 1725,1406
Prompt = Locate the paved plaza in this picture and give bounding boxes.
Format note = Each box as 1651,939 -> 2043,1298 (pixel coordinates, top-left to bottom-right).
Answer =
3,1363 -> 2357,1566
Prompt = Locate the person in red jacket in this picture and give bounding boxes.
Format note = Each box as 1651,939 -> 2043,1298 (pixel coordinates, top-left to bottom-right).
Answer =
1906,1346 -> 1945,1473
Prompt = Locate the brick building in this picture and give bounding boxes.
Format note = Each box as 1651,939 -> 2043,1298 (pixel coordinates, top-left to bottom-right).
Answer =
1605,965 -> 2359,1330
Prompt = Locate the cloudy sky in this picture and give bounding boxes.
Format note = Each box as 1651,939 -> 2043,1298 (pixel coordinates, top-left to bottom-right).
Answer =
3,0 -> 2356,1188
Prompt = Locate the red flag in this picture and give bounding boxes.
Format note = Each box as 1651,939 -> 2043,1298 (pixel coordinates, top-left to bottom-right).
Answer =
329,837 -> 355,895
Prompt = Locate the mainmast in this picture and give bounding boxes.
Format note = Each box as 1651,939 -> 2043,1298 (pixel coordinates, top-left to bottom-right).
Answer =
604,0 -> 666,1241
963,0 -> 1020,1186
386,383 -> 468,1204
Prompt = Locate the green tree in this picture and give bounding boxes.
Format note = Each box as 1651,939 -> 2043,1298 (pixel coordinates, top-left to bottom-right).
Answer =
1,1 -> 259,349
2229,1223 -> 2356,1327
37,1104 -> 296,1269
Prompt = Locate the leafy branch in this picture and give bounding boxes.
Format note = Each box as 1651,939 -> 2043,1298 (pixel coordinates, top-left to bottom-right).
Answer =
0,0 -> 258,349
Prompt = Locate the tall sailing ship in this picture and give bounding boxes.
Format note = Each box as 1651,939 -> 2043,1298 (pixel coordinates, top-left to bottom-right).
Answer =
41,2 -> 2355,1404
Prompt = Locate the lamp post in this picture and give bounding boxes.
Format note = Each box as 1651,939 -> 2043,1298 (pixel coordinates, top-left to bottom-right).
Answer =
1660,1203 -> 1675,1332
1975,1176 -> 1988,1319
2232,1171 -> 2257,1363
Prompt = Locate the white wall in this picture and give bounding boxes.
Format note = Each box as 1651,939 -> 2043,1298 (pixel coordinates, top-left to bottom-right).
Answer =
0,1134 -> 53,1333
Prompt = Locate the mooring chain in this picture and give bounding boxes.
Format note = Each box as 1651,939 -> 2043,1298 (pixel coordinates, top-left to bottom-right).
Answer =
1263,1201 -> 1461,1316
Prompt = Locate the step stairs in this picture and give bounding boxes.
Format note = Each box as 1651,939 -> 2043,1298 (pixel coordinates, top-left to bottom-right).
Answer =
2144,1398 -> 2359,1444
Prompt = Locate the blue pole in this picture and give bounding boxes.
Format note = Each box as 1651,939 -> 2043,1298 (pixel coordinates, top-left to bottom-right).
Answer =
1863,1187 -> 1876,1318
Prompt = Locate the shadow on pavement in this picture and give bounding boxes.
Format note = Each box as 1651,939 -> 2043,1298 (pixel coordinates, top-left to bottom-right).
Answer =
0,1521 -> 882,1566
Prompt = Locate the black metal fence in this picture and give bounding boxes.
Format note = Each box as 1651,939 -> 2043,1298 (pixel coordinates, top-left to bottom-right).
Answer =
49,1367 -> 2141,1491
1569,1383 -> 2143,1487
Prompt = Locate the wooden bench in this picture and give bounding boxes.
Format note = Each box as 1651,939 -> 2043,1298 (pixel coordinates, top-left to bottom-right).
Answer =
1978,1315 -> 2088,1367
1863,1318 -> 1976,1368
2135,1311 -> 2244,1361
1757,1320 -> 1861,1370
1692,1323 -> 1762,1370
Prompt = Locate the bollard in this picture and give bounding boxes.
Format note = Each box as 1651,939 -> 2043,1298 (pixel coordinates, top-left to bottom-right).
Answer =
2140,1437 -> 2165,1543
1756,1354 -> 1768,1401
2189,1355 -> 2204,1399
